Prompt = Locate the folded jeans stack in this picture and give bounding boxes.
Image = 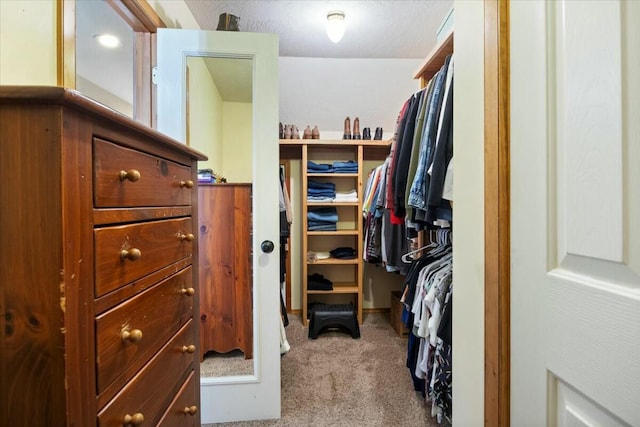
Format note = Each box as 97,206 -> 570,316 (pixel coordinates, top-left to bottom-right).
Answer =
307,160 -> 334,173
333,160 -> 358,173
308,179 -> 336,202
308,207 -> 338,231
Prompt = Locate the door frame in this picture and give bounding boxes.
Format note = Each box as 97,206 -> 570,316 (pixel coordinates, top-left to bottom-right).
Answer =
484,0 -> 511,425
59,0 -> 513,422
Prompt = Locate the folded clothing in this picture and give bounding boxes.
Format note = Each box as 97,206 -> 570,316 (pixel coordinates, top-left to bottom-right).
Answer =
332,160 -> 358,173
308,221 -> 337,231
308,161 -> 334,173
308,273 -> 333,291
308,179 -> 336,190
307,251 -> 331,262
334,189 -> 358,202
307,207 -> 338,223
330,247 -> 357,259
307,196 -> 335,202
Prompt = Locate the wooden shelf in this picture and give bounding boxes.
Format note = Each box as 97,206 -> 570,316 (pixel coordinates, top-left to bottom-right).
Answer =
307,172 -> 359,177
307,230 -> 359,236
279,139 -> 389,146
307,258 -> 359,265
414,28 -> 454,83
279,139 -> 391,161
307,282 -> 360,294
307,201 -> 359,207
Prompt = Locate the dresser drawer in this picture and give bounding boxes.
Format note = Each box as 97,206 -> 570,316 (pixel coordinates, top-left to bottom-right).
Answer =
157,371 -> 199,427
94,217 -> 193,297
94,138 -> 194,207
96,267 -> 194,395
97,320 -> 196,427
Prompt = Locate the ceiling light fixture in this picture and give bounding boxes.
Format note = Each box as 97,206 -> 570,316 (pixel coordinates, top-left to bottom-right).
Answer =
326,10 -> 346,43
94,34 -> 122,49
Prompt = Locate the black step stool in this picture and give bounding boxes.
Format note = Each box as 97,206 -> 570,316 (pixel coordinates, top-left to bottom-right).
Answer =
308,303 -> 360,339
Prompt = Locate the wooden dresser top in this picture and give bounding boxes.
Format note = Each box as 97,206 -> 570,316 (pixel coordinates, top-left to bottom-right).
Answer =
0,85 -> 207,161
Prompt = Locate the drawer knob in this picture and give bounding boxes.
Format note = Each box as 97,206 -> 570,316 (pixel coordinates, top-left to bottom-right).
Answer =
121,329 -> 143,343
180,287 -> 196,296
180,180 -> 194,189
120,248 -> 142,261
183,405 -> 198,415
123,412 -> 144,425
119,169 -> 141,182
181,344 -> 196,354
180,233 -> 195,242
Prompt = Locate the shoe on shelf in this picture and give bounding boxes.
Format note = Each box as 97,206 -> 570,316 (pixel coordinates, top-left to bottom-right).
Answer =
312,125 -> 320,139
284,124 -> 292,139
374,127 -> 383,140
362,127 -> 371,140
303,125 -> 312,139
353,117 -> 361,140
292,125 -> 300,139
279,122 -> 284,139
343,116 -> 352,140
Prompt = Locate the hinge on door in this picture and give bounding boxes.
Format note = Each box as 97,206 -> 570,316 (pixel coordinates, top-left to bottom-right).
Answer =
152,66 -> 158,85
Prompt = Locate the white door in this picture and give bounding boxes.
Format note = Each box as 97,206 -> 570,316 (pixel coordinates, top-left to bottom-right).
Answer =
510,1 -> 640,425
156,29 -> 281,423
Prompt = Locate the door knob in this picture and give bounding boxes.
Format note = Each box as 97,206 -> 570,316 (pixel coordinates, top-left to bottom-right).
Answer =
261,240 -> 275,253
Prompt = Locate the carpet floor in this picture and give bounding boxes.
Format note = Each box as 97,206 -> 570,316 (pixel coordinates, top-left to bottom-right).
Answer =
203,312 -> 443,427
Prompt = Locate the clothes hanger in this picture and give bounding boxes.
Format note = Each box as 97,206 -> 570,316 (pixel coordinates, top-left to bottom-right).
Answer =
401,241 -> 437,264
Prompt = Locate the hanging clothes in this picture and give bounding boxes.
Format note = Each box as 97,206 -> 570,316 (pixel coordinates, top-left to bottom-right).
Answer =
400,230 -> 453,424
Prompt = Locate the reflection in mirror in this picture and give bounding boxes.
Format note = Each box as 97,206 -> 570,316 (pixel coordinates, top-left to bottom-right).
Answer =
187,56 -> 255,378
75,0 -> 134,117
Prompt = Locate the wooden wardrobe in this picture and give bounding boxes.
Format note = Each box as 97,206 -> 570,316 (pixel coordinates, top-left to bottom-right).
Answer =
198,183 -> 253,360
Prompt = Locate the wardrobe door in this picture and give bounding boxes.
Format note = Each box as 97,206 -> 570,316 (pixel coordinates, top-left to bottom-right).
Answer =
511,1 -> 640,425
157,29 -> 280,424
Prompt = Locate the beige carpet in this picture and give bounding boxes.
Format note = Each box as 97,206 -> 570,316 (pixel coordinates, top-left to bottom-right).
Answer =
204,312 -> 443,427
200,349 -> 254,377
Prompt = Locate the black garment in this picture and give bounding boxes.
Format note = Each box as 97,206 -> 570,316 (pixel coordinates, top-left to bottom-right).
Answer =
280,290 -> 289,327
406,317 -> 426,396
401,251 -> 442,309
393,93 -> 422,218
307,273 -> 333,291
329,247 -> 357,259
437,291 -> 452,345
426,79 -> 454,222
388,95 -> 414,216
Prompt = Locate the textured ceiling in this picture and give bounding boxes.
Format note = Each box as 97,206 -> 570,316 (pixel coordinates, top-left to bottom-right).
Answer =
184,0 -> 454,59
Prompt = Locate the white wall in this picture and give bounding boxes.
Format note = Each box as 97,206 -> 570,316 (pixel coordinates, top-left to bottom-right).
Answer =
452,1 -> 485,425
187,58 -> 223,175
0,0 -> 57,85
222,102 -> 253,182
148,0 -> 201,30
76,75 -> 133,117
279,57 -> 423,140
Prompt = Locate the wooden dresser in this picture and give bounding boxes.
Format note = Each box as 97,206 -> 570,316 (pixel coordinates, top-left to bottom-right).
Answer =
198,183 -> 253,361
0,86 -> 207,426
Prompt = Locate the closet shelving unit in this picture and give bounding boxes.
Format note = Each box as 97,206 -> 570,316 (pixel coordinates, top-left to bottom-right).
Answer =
280,139 -> 390,326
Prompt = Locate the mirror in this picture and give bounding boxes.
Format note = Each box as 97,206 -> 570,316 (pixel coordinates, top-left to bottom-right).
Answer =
157,29 -> 281,419
186,55 -> 255,379
75,0 -> 134,117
